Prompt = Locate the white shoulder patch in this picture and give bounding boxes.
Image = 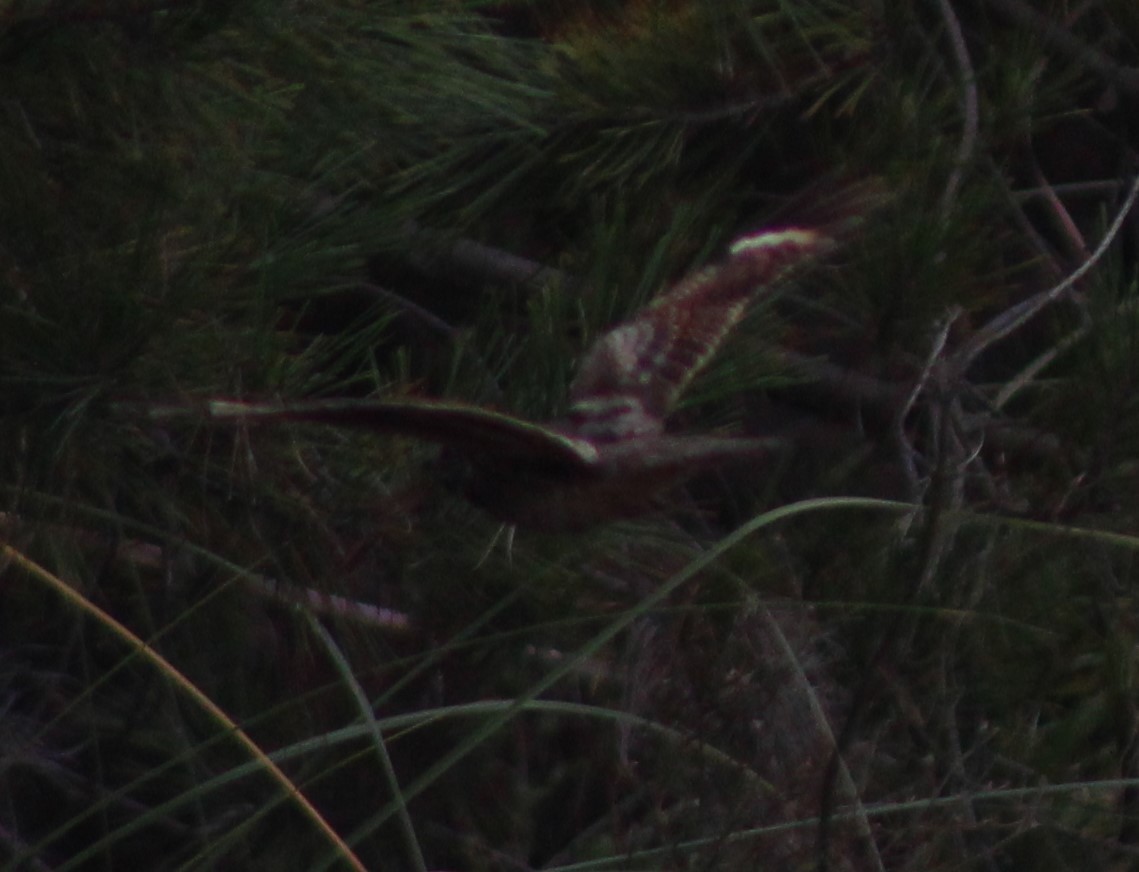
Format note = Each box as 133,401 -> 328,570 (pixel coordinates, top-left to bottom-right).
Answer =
728,228 -> 819,256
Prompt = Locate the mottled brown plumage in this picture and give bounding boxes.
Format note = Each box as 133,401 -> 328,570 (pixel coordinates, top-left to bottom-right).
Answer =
168,224 -> 845,529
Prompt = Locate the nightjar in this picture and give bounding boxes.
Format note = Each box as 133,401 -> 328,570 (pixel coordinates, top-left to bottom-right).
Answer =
161,224 -> 848,530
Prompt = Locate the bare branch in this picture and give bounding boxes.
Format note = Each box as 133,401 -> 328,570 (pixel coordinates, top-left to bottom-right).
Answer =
952,175 -> 1139,374
934,0 -> 979,215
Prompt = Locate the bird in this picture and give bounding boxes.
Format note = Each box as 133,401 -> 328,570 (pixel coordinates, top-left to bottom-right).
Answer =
154,221 -> 855,530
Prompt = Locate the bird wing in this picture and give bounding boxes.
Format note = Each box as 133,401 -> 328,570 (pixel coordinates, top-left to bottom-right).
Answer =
592,434 -> 784,475
566,227 -> 836,439
152,398 -> 600,469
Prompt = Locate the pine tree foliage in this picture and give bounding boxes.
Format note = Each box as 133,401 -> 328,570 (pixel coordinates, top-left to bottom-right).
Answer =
3,0 -> 1139,869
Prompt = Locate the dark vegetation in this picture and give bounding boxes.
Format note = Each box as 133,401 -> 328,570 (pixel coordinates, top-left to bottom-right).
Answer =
3,1 -> 1139,869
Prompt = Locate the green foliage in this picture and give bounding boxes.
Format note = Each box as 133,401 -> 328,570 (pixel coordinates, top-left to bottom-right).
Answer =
4,0 -> 1139,869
